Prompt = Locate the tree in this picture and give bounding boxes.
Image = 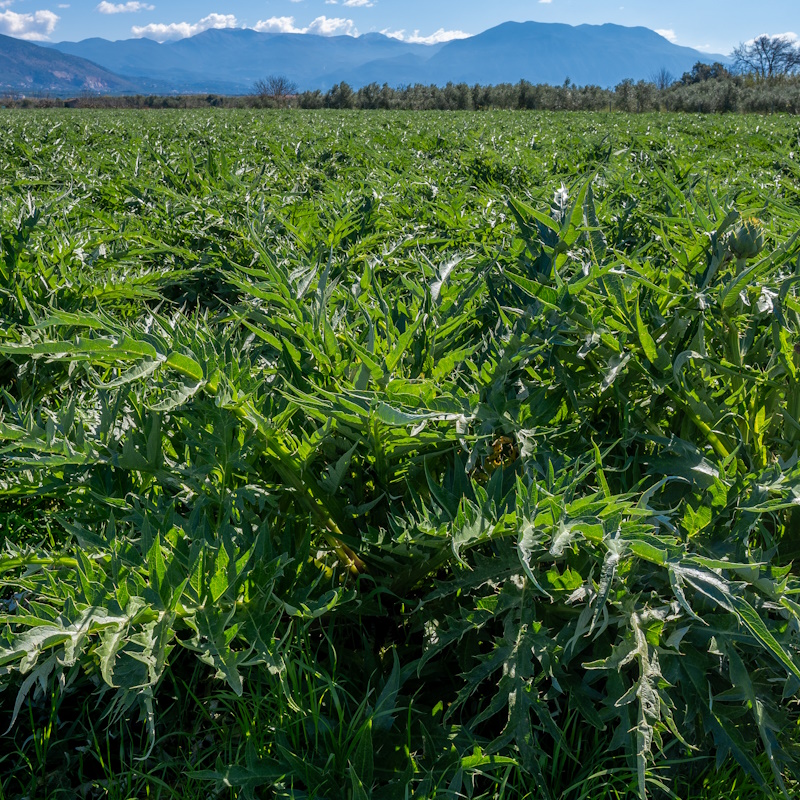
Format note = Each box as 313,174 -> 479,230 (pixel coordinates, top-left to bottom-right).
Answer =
732,35 -> 800,79
651,67 -> 675,90
614,78 -> 636,112
253,75 -> 298,107
678,61 -> 731,85
299,89 -> 324,109
325,82 -> 355,109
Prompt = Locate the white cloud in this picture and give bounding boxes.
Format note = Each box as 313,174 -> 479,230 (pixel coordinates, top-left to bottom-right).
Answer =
747,31 -> 798,44
655,28 -> 677,43
307,15 -> 357,35
252,16 -> 302,34
343,0 -> 374,6
98,2 -> 154,13
382,27 -> 471,45
131,12 -> 237,41
253,15 -> 358,37
539,0 -> 553,4
0,9 -> 59,40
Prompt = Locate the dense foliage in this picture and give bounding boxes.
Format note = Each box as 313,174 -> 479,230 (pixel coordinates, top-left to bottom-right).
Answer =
1,110 -> 800,799
5,68 -> 800,114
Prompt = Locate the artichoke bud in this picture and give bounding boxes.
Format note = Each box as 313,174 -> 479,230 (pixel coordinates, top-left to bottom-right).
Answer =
728,217 -> 764,261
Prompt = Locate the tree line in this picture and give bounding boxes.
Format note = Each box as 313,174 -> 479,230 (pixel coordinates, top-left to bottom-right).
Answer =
5,71 -> 800,114
4,36 -> 800,114
289,68 -> 800,114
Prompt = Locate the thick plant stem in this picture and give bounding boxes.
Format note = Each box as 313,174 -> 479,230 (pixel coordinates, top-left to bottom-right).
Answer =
725,280 -> 745,397
0,555 -> 82,577
663,386 -> 731,462
203,371 -> 366,576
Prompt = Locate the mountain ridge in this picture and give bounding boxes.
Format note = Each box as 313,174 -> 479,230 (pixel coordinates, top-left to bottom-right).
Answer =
0,32 -> 141,95
416,21 -> 727,87
1,21 -> 730,96
48,29 -> 445,93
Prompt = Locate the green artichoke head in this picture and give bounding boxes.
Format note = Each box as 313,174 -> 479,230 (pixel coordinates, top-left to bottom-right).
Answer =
728,216 -> 764,261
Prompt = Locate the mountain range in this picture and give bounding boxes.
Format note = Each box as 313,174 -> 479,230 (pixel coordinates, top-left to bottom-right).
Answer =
0,21 -> 729,97
49,28 -> 445,94
0,33 -> 140,95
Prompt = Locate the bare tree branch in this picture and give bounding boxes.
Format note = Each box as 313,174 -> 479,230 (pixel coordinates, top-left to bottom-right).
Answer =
253,75 -> 298,106
732,35 -> 800,79
650,67 -> 675,90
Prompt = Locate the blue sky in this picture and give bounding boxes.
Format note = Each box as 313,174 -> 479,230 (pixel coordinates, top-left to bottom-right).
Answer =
0,0 -> 797,55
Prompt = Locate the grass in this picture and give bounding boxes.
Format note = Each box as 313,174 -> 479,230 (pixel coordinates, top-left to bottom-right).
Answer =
1,109 -> 800,799
2,660 -> 784,800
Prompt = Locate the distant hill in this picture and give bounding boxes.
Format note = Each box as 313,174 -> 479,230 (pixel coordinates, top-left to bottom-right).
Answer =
49,22 -> 728,93
0,32 -> 140,95
49,29 -> 444,94
444,22 -> 729,86
1,21 -> 730,96
330,22 -> 731,89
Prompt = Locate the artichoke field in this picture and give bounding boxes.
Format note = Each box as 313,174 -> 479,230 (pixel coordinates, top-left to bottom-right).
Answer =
1,110 -> 800,799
